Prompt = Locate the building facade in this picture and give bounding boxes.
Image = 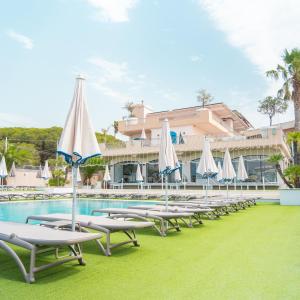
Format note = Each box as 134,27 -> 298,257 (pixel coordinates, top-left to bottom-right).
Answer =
100,102 -> 291,188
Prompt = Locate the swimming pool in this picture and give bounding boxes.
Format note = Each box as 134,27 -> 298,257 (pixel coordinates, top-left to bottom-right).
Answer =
0,199 -> 155,223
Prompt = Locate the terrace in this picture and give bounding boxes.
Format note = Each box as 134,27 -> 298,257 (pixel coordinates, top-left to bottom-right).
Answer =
0,202 -> 299,299
100,127 -> 291,159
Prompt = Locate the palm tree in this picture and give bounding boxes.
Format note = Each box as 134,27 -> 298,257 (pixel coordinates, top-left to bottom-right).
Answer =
287,132 -> 300,164
268,154 -> 293,188
266,48 -> 300,131
112,121 -> 119,136
197,89 -> 213,108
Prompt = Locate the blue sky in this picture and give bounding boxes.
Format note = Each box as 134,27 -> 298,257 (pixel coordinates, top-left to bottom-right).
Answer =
0,0 -> 298,132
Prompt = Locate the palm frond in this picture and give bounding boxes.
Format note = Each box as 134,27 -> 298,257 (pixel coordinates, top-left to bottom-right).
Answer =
266,69 -> 279,80
287,132 -> 300,144
277,64 -> 289,81
282,81 -> 292,100
277,89 -> 284,98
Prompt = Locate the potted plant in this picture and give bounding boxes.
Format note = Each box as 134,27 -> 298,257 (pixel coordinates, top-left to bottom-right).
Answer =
123,101 -> 138,125
268,152 -> 300,205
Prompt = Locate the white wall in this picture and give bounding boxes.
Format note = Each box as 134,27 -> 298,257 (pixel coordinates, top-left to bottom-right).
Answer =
151,125 -> 203,145
7,169 -> 47,187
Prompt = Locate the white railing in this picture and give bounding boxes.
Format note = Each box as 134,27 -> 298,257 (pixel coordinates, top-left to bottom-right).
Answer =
102,130 -> 278,152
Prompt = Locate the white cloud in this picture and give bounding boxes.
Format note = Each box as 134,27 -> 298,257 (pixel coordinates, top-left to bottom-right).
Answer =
190,55 -> 202,62
88,56 -> 146,103
6,30 -> 33,49
88,57 -> 129,82
198,0 -> 300,125
85,0 -> 138,22
198,0 -> 300,74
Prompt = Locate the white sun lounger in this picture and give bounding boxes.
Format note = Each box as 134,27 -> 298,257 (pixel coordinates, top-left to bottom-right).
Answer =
127,205 -> 215,225
26,213 -> 154,256
91,208 -> 194,236
0,221 -> 101,283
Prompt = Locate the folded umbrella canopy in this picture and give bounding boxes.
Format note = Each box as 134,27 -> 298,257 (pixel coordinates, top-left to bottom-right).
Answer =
0,156 -> 8,188
136,163 -> 144,189
158,119 -> 180,209
136,163 -> 143,182
9,161 -> 16,177
57,75 -> 101,231
237,155 -> 248,197
41,160 -> 50,180
103,165 -> 111,189
237,155 -> 248,181
103,165 -> 111,182
140,128 -> 146,140
216,161 -> 223,182
197,138 -> 218,202
222,148 -> 236,200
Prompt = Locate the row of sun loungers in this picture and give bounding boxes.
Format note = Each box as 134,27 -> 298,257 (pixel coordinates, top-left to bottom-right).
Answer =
0,195 -> 258,283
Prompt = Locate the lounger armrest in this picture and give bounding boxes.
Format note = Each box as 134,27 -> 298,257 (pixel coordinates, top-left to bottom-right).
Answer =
0,233 -> 34,251
86,222 -> 110,235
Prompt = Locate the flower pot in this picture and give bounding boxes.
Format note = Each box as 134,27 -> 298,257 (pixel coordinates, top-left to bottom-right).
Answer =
280,188 -> 300,205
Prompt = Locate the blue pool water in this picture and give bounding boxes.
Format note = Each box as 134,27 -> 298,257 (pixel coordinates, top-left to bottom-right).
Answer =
0,199 -> 155,223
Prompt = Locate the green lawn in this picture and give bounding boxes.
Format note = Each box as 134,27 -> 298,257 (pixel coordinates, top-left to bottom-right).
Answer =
0,203 -> 300,300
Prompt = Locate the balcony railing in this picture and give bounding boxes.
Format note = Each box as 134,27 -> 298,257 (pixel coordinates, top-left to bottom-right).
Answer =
100,128 -> 290,159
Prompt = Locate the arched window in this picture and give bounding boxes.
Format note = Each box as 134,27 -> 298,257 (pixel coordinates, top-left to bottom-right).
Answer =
190,157 -> 222,182
146,159 -> 183,183
232,155 -> 277,183
113,161 -> 140,183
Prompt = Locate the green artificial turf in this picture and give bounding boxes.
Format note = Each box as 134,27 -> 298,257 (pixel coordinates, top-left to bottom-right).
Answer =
0,203 -> 300,300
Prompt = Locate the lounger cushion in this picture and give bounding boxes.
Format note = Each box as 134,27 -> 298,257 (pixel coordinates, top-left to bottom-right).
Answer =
29,214 -> 154,231
0,221 -> 102,246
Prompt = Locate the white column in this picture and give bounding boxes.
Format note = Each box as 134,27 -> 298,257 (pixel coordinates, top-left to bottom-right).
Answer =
110,165 -> 114,183
182,160 -> 191,183
142,163 -> 147,183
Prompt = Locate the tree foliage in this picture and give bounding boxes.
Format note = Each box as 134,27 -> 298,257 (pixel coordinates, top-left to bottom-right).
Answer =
266,48 -> 300,132
0,141 -> 39,169
197,89 -> 213,108
80,157 -> 106,185
284,165 -> 300,188
0,127 -> 119,166
257,96 -> 288,126
123,101 -> 135,117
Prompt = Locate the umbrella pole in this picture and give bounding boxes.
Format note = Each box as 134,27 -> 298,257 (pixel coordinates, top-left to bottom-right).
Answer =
72,165 -> 78,231
165,175 -> 168,211
240,182 -> 243,199
206,177 -> 208,203
226,183 -> 229,201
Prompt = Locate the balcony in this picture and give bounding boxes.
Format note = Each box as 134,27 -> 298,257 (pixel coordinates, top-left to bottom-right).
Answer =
100,128 -> 291,159
118,108 -> 236,137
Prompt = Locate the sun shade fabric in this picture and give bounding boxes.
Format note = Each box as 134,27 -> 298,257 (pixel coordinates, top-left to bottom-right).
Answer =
196,138 -> 218,177
158,119 -> 180,176
57,75 -> 101,165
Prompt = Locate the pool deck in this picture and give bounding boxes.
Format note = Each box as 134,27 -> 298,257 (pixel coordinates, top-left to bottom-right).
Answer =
0,203 -> 299,299
0,188 -> 279,202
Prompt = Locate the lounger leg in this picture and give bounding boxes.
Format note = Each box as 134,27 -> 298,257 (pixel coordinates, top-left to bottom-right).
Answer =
80,226 -> 110,257
29,247 -> 37,283
168,219 -> 180,232
123,230 -> 139,247
0,240 -> 31,283
68,244 -> 85,265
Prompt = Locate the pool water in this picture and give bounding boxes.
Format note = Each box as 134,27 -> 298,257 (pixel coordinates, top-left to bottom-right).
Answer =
0,199 -> 155,223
